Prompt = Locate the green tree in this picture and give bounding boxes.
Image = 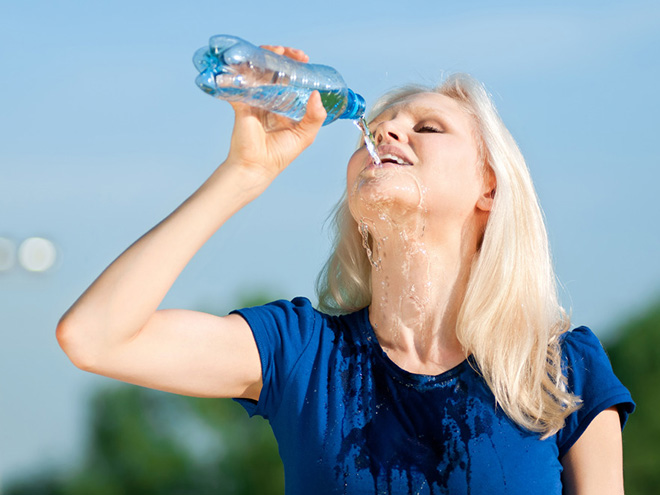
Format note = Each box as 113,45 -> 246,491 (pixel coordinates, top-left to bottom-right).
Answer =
6,386 -> 283,495
606,297 -> 660,495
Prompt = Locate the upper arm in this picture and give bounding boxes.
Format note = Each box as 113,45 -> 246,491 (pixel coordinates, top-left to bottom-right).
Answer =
76,309 -> 263,400
561,407 -> 625,495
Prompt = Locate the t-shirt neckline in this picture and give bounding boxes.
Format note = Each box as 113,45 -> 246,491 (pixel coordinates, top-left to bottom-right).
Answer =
357,306 -> 472,386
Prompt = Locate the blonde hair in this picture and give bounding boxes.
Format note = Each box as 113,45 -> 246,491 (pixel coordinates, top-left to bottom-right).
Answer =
316,74 -> 580,437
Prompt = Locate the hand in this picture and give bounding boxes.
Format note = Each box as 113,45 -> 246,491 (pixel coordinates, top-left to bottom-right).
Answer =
224,45 -> 327,184
260,45 -> 310,63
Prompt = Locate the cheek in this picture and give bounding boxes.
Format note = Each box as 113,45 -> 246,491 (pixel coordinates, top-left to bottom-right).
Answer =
425,167 -> 485,218
421,146 -> 484,213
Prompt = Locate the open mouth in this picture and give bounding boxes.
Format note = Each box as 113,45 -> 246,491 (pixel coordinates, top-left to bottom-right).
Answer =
378,153 -> 413,166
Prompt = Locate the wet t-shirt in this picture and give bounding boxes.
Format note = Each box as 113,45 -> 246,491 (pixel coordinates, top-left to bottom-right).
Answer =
232,297 -> 634,495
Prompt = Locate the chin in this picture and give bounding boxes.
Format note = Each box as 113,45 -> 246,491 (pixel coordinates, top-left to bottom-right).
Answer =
349,168 -> 427,227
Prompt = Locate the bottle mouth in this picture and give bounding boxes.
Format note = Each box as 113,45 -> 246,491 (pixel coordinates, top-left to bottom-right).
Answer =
343,90 -> 366,121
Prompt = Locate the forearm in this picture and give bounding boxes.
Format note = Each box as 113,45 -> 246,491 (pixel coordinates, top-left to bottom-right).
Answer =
57,160 -> 270,365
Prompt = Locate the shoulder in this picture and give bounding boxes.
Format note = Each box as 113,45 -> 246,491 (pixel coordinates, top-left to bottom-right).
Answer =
560,325 -> 607,358
560,326 -> 630,403
231,296 -> 366,338
229,297 -> 327,365
231,296 -> 319,326
231,297 -> 367,418
556,326 -> 635,457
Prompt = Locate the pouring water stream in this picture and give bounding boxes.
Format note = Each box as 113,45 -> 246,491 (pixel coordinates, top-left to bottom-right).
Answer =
355,116 -> 381,167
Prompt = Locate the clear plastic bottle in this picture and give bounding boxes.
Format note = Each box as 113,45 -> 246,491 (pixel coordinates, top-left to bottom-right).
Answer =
193,35 -> 366,125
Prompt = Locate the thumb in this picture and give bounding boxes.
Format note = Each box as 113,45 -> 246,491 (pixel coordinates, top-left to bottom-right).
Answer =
295,91 -> 326,139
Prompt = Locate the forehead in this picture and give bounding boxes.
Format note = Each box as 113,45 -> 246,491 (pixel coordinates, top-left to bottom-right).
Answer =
374,92 -> 470,124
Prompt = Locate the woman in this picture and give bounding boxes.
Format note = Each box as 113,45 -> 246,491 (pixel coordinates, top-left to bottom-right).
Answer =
57,46 -> 634,494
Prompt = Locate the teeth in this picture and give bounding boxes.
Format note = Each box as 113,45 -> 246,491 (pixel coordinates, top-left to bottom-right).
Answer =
379,153 -> 411,165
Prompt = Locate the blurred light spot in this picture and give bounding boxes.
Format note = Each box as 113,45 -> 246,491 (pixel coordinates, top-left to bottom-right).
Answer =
18,237 -> 57,272
0,237 -> 16,271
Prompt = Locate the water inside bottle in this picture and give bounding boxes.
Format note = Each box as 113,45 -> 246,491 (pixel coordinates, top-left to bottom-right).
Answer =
355,117 -> 381,167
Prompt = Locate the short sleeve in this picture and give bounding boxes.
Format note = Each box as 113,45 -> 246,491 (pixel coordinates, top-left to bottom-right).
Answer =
556,326 -> 635,457
230,297 -> 319,420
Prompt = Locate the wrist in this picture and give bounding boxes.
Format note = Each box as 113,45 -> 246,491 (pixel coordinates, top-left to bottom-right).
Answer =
212,158 -> 276,201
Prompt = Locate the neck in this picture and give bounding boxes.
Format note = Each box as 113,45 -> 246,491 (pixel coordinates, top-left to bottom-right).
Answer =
365,220 -> 476,374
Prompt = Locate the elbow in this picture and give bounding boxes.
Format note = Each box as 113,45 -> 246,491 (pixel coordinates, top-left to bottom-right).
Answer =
56,314 -> 100,372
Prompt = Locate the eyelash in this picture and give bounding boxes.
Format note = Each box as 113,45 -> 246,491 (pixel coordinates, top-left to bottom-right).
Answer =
368,121 -> 443,134
416,124 -> 442,133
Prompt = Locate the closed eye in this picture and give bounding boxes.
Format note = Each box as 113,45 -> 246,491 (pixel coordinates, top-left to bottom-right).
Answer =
415,124 -> 443,133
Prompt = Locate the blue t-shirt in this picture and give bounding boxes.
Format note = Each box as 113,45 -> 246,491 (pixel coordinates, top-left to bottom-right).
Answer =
232,297 -> 634,495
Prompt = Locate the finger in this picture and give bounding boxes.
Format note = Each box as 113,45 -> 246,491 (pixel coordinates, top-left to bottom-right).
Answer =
307,91 -> 327,121
281,47 -> 309,63
259,44 -> 285,56
260,44 -> 309,62
295,91 -> 326,139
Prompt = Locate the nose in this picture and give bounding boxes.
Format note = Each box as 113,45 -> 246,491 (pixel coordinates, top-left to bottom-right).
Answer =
374,119 -> 408,145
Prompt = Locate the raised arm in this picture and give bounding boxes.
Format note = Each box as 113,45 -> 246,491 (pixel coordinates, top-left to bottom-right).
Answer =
57,47 -> 326,400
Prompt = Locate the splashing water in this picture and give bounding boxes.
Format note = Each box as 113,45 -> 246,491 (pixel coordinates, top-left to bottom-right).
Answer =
359,222 -> 381,270
355,117 -> 381,167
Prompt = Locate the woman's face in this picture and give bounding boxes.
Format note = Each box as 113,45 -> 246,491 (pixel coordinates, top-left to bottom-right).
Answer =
347,92 -> 493,236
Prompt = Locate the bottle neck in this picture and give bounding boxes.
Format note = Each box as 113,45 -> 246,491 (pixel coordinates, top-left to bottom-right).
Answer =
340,90 -> 366,121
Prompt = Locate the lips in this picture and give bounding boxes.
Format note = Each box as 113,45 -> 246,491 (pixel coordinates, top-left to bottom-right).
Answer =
376,145 -> 414,166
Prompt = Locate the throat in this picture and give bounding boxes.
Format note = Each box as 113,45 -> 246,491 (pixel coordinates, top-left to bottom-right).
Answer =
365,230 -> 472,373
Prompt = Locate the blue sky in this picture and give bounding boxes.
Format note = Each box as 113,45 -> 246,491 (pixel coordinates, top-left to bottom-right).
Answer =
1,0 -> 659,485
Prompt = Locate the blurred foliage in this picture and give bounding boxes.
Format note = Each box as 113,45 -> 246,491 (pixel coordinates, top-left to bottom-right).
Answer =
606,297 -> 660,495
5,387 -> 283,495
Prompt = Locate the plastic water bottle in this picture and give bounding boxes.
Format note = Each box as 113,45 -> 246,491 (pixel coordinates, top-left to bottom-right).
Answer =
193,35 -> 366,125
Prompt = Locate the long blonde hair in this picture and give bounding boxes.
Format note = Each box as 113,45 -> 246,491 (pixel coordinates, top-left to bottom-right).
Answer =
316,74 -> 580,437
